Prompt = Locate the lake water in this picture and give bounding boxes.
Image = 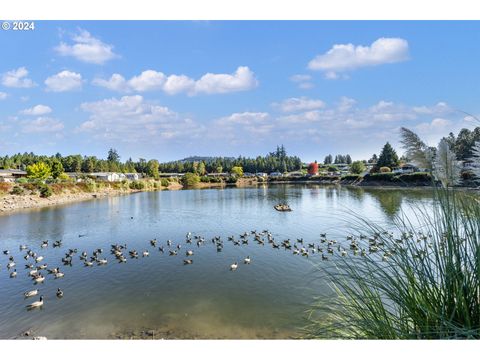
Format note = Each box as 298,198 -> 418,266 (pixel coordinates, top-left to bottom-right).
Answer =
0,184 -> 435,339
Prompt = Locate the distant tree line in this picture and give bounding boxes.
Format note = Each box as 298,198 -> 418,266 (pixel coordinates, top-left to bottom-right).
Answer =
0,145 -> 302,178
159,145 -> 302,174
324,154 -> 352,164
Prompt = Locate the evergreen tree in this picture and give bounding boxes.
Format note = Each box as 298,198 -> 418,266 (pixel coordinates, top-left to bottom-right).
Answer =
377,142 -> 399,169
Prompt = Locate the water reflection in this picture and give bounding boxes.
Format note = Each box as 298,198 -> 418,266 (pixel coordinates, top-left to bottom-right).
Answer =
0,185 -> 435,339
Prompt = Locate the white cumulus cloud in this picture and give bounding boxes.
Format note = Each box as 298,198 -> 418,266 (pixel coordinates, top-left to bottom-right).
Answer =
92,66 -> 258,96
45,71 -> 83,92
308,37 -> 409,78
1,67 -> 36,88
20,104 -> 53,116
273,97 -> 325,113
78,95 -> 202,142
21,117 -> 64,133
55,29 -> 118,64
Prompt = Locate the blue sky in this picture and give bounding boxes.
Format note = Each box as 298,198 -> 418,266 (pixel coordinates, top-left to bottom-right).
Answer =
0,21 -> 479,162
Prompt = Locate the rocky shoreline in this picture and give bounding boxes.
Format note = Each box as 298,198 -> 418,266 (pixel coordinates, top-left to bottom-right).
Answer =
0,183 -> 182,215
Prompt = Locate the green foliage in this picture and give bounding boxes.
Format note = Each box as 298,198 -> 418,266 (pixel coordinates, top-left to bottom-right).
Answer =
377,142 -> 399,169
38,184 -> 53,198
197,161 -> 206,176
10,185 -> 25,195
50,159 -> 64,179
129,181 -> 145,190
160,178 -> 170,187
231,166 -> 244,177
107,148 -> 120,163
16,177 -> 28,184
364,172 -> 396,181
341,174 -> 361,181
58,173 -> 70,181
350,161 -> 366,174
226,176 -> 238,184
26,162 -> 51,180
182,172 -> 201,187
327,165 -> 338,172
304,188 -> 480,339
146,159 -> 160,179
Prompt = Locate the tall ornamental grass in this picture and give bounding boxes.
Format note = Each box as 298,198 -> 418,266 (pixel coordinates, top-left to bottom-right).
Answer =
303,127 -> 480,339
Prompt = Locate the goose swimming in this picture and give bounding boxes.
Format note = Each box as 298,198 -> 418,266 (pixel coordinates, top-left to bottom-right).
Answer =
244,256 -> 251,264
24,289 -> 39,298
56,288 -> 64,298
34,275 -> 45,283
10,269 -> 17,278
230,262 -> 238,271
186,250 -> 194,256
27,296 -> 44,309
183,259 -> 193,265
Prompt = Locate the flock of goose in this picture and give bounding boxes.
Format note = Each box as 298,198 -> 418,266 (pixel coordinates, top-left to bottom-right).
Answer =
2,228 -> 432,311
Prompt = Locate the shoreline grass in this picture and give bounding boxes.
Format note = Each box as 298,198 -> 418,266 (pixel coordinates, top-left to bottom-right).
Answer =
302,187 -> 480,339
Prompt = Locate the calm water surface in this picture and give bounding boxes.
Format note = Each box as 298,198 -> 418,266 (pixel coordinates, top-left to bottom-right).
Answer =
0,185 -> 434,339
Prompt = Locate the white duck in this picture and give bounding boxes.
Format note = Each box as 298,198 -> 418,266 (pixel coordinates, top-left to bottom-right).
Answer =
230,262 -> 238,271
244,256 -> 251,264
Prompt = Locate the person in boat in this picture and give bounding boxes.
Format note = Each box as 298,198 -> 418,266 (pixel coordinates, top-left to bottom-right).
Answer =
274,203 -> 292,211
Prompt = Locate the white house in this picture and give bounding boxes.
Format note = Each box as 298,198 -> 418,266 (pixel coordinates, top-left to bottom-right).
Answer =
125,173 -> 140,180
392,163 -> 419,174
88,172 -> 121,182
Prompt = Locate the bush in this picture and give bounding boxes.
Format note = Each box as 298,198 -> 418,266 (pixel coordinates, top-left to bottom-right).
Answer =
363,173 -> 396,182
129,181 -> 145,190
350,161 -> 366,174
10,185 -> 25,195
226,176 -> 238,184
182,173 -> 201,187
327,166 -> 339,172
200,176 -> 211,183
341,175 -> 361,181
38,184 -> 53,198
160,178 -> 169,187
379,167 -> 391,173
396,172 -> 432,183
16,177 -> 28,184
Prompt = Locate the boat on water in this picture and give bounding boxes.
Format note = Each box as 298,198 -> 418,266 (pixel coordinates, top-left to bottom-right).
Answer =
274,204 -> 292,212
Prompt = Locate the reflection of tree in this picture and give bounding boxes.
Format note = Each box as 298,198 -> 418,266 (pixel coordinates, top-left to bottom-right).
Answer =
267,184 -> 302,205
373,190 -> 403,218
363,188 -> 434,219
344,186 -> 365,202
